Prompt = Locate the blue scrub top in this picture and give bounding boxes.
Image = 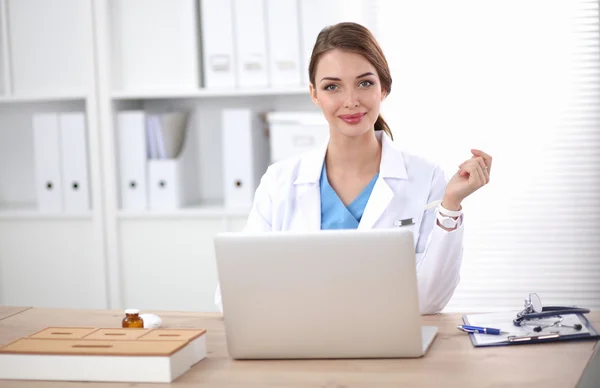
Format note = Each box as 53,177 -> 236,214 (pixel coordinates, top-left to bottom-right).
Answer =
320,164 -> 379,230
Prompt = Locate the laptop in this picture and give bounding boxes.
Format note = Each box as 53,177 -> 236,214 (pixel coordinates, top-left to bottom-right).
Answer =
214,227 -> 438,359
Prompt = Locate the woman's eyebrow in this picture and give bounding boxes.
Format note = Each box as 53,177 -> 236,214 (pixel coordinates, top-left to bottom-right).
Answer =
320,72 -> 375,82
356,72 -> 375,79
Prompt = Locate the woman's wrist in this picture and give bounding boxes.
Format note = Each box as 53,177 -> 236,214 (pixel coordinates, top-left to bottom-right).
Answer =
441,196 -> 462,212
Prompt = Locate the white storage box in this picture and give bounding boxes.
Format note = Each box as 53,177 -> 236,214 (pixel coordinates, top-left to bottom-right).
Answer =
0,327 -> 207,383
146,112 -> 196,209
265,112 -> 329,163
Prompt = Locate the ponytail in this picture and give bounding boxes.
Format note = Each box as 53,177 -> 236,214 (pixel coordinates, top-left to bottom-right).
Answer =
374,114 -> 393,140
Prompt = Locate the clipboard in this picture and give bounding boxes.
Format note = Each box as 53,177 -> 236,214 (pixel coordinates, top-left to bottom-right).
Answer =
462,311 -> 600,347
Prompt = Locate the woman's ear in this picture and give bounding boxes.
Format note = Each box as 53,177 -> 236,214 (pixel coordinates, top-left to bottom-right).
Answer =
309,83 -> 320,107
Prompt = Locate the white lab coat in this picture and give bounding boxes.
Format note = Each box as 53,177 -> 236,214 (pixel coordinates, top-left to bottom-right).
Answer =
215,130 -> 464,314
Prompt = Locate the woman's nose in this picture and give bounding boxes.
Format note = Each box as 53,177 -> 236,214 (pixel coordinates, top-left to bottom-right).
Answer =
344,92 -> 359,109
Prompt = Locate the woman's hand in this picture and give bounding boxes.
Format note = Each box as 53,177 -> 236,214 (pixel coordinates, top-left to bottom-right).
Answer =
442,149 -> 492,210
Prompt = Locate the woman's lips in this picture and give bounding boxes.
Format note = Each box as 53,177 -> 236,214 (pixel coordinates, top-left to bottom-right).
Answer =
339,112 -> 366,125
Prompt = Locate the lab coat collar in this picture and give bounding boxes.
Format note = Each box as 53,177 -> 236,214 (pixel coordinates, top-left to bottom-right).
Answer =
379,130 -> 409,180
293,130 -> 408,185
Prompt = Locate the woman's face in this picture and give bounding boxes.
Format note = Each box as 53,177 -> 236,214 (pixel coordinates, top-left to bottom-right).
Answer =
310,49 -> 386,139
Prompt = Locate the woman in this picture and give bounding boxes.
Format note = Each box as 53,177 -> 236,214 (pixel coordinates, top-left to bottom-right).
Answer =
215,22 -> 492,314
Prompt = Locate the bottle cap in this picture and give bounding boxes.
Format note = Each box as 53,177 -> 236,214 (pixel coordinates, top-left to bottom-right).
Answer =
124,308 -> 140,315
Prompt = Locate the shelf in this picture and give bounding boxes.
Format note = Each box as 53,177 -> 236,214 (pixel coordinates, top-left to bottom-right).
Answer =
0,205 -> 93,220
0,93 -> 87,104
117,202 -> 251,219
111,87 -> 309,100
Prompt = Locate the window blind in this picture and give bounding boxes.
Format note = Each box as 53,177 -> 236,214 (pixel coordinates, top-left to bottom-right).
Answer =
376,0 -> 600,312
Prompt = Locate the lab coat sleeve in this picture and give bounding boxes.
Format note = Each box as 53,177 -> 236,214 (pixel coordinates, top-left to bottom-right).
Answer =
415,165 -> 464,315
214,166 -> 275,312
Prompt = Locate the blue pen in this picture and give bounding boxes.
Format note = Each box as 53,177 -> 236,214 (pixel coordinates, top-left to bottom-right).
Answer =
457,325 -> 507,335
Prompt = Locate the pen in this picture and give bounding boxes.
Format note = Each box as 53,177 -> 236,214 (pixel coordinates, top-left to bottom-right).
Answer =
507,333 -> 560,342
456,325 -> 507,335
424,200 -> 442,210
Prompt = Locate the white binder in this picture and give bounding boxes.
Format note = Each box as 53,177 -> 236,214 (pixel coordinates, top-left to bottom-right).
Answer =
266,111 -> 329,163
117,111 -> 148,210
32,113 -> 63,212
59,112 -> 90,213
232,0 -> 269,88
265,0 -> 302,88
199,0 -> 236,88
221,109 -> 270,209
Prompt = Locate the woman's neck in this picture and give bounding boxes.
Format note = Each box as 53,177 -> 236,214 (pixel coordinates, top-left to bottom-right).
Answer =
325,130 -> 382,176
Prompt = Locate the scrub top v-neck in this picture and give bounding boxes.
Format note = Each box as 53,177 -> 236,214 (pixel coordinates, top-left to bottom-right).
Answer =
319,164 -> 379,230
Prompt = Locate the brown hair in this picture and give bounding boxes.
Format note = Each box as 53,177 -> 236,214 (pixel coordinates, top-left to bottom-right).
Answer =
308,22 -> 393,140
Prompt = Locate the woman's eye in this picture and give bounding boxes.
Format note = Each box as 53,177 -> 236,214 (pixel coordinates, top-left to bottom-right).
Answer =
359,80 -> 373,88
324,84 -> 338,91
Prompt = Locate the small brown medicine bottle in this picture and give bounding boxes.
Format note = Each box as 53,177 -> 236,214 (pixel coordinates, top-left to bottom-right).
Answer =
122,309 -> 144,328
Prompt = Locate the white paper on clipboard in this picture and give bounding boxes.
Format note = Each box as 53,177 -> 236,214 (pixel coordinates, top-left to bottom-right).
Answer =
462,311 -> 593,347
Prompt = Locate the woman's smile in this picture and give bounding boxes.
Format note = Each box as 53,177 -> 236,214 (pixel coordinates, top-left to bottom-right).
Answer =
339,112 -> 367,125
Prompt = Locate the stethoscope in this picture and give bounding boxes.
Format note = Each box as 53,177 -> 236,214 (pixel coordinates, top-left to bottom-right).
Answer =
513,293 -> 590,332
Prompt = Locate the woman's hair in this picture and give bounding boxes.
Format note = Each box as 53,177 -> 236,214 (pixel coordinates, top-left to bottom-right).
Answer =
308,22 -> 393,139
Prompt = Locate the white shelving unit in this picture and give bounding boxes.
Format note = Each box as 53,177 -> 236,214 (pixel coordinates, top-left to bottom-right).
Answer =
0,0 -> 374,312
0,95 -> 87,104
0,0 -> 107,309
94,0 -> 324,312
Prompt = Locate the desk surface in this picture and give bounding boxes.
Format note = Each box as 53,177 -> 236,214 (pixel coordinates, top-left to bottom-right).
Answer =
0,306 -> 31,321
0,307 -> 598,388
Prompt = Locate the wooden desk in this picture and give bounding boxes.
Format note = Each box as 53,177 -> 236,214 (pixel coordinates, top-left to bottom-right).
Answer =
0,306 -> 30,321
0,307 -> 598,388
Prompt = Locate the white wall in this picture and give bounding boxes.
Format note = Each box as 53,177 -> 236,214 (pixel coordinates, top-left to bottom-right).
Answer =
378,0 -> 600,311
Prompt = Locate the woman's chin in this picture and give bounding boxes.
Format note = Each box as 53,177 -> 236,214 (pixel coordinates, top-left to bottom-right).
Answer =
336,124 -> 373,138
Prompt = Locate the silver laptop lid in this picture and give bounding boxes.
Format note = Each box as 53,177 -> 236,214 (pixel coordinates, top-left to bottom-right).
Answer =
215,228 -> 424,359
